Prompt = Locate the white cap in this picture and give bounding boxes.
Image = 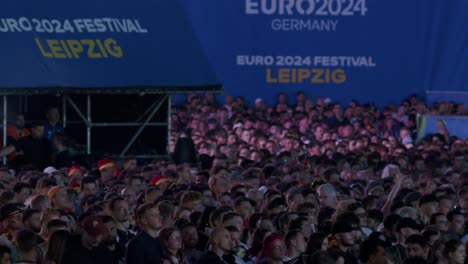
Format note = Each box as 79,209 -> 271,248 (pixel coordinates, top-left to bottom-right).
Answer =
324,98 -> 332,104
43,166 -> 58,175
255,98 -> 263,104
233,122 -> 243,129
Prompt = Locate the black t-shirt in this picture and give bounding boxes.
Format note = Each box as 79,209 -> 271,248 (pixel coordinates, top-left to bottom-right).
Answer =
62,235 -> 116,264
197,251 -> 227,264
126,230 -> 163,264
12,136 -> 52,169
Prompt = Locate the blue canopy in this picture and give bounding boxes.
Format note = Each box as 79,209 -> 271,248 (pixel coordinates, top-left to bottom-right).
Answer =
0,0 -> 221,94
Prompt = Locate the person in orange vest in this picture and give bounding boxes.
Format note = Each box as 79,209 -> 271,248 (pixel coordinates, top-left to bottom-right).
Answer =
1,113 -> 31,161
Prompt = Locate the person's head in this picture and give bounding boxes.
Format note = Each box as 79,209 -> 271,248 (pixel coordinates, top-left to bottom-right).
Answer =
221,212 -> 244,233
438,195 -> 453,215
46,107 -> 60,124
405,234 -> 427,259
359,239 -> 389,264
180,223 -> 198,250
128,176 -> 145,193
317,184 -> 338,209
30,122 -> 45,138
122,156 -> 137,171
429,212 -> 448,231
156,201 -> 175,228
418,194 -> 439,219
289,217 -> 312,240
15,113 -> 26,129
121,187 -> 137,207
447,210 -> 465,234
15,229 -> 37,256
100,215 -> 118,247
367,209 -> 384,231
0,204 -> 23,232
234,197 -> 254,220
30,195 -> 51,213
285,229 -> 307,255
395,218 -> 420,243
458,189 -> 468,212
22,209 -> 41,233
332,221 -> 356,249
180,191 -> 204,213
98,158 -> 116,183
261,234 -> 286,262
208,175 -> 230,195
159,227 -> 182,255
444,239 -> 466,264
45,230 -> 69,264
48,186 -> 69,210
109,197 -> 130,224
286,190 -> 304,212
210,227 -> 232,254
81,177 -> 98,198
13,183 -> 31,204
0,245 -> 10,264
225,226 -> 242,254
136,203 -> 162,233
80,215 -> 105,249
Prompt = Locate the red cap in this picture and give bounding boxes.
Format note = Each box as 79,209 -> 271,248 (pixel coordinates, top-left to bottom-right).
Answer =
68,165 -> 81,176
68,182 -> 81,191
81,215 -> 105,237
150,175 -> 170,186
98,158 -> 115,171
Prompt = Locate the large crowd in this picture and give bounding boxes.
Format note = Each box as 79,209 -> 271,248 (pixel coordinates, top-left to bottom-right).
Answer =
0,93 -> 466,264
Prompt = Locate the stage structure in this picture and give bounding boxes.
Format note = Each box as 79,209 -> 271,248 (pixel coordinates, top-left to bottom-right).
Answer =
0,0 -> 222,163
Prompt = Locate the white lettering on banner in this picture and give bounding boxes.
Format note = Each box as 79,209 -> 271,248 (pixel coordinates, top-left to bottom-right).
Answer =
272,19 -> 338,31
314,56 -> 376,67
246,0 -> 367,32
0,18 -> 149,34
237,55 -> 275,66
246,0 -> 367,16
236,55 -> 376,67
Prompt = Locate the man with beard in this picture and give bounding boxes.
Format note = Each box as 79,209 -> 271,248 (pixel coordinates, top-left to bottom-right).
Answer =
181,223 -> 203,264
223,226 -> 245,264
101,215 -> 125,263
22,209 -> 41,233
198,227 -> 232,264
328,221 -> 359,264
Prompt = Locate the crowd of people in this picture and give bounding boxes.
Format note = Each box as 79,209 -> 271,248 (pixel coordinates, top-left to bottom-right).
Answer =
0,92 -> 466,264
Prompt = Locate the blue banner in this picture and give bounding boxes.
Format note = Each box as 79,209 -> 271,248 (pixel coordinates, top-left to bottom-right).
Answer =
180,0 -> 468,107
418,115 -> 468,140
0,0 -> 220,90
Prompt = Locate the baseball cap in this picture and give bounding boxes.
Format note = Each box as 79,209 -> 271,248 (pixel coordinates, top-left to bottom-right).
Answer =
98,158 -> 115,171
43,166 -> 58,175
0,204 -> 22,222
81,215 -> 105,237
